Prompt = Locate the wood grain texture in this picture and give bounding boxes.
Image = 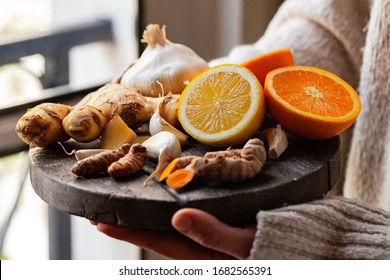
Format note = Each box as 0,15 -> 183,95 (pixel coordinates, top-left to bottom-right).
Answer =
29,131 -> 340,230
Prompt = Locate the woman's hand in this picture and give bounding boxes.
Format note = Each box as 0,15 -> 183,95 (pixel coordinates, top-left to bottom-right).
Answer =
93,208 -> 256,260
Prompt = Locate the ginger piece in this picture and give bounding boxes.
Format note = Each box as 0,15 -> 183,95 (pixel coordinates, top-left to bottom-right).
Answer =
62,83 -> 180,142
108,143 -> 147,178
164,138 -> 266,188
101,115 -> 137,149
62,106 -> 106,142
15,103 -> 72,148
71,143 -> 131,177
261,124 -> 288,159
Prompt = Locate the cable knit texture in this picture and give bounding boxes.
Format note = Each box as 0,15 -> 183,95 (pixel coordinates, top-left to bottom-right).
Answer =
249,196 -> 390,259
343,0 -> 390,210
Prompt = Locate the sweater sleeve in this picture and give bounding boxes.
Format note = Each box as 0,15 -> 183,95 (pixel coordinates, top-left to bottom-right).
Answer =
249,196 -> 390,259
209,0 -> 371,89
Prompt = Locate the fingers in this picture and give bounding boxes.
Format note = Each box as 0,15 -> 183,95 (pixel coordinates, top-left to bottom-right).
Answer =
172,208 -> 256,260
95,223 -> 176,252
90,208 -> 256,260
93,222 -> 232,260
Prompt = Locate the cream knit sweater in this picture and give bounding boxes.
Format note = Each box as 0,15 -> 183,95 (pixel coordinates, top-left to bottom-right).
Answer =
212,0 -> 390,259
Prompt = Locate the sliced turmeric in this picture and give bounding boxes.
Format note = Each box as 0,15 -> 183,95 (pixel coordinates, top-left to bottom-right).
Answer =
165,168 -> 197,189
71,143 -> 131,177
158,155 -> 198,182
108,143 -> 147,178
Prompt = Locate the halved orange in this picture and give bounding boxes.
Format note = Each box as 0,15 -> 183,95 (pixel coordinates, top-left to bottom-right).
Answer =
178,64 -> 265,148
241,48 -> 294,87
264,65 -> 362,140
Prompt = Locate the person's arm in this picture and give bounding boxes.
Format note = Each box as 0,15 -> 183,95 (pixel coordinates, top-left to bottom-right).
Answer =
95,196 -> 390,260
249,196 -> 390,259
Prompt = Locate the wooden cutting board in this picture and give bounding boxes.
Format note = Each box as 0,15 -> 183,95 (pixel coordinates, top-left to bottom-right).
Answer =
29,129 -> 340,230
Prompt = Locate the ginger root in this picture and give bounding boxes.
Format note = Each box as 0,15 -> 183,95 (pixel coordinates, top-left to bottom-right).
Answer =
15,103 -> 72,148
108,143 -> 147,178
71,143 -> 131,177
62,83 -> 180,142
100,114 -> 137,149
163,138 -> 267,188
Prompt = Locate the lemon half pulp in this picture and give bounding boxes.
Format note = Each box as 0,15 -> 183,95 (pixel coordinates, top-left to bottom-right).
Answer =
178,64 -> 265,148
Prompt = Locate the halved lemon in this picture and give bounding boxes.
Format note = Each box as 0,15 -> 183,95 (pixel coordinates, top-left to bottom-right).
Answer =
178,64 -> 265,148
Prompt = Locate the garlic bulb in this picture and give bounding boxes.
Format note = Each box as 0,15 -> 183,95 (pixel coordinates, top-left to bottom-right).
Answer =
142,131 -> 182,184
120,24 -> 209,97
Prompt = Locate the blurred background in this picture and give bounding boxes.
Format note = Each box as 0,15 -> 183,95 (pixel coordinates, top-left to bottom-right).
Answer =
0,0 -> 283,260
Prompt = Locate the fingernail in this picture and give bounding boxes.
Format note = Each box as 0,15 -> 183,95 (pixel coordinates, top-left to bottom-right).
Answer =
175,216 -> 193,232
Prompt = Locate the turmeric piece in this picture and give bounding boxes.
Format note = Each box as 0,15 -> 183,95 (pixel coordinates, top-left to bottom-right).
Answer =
165,168 -> 197,189
15,103 -> 72,148
158,155 -> 198,182
108,144 -> 147,178
164,138 -> 267,188
71,143 -> 131,177
192,138 -> 267,182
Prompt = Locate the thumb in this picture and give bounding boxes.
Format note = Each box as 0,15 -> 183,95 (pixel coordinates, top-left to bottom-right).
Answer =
172,208 -> 256,259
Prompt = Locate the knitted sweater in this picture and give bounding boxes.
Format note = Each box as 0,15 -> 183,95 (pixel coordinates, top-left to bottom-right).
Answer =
212,0 -> 390,259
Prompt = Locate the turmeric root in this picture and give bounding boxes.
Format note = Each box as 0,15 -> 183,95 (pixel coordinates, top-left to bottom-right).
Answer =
193,138 -> 267,182
15,103 -> 72,148
158,155 -> 198,182
71,143 -> 131,177
62,83 -> 180,142
163,138 -> 266,188
108,143 -> 147,178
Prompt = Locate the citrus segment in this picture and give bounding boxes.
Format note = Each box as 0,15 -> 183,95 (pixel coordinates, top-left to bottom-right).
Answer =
178,64 -> 265,148
264,65 -> 362,140
241,48 -> 294,87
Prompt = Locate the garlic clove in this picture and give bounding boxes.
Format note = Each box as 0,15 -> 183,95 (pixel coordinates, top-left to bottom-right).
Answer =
149,109 -> 188,146
57,142 -> 107,161
74,149 -> 107,161
261,124 -> 288,159
142,131 -> 182,185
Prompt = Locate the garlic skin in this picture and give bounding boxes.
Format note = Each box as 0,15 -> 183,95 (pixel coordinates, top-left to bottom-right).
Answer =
261,124 -> 288,159
57,142 -> 107,161
120,24 -> 209,97
142,131 -> 182,184
149,107 -> 188,146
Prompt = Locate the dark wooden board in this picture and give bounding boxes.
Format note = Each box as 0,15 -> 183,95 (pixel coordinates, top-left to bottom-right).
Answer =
29,128 -> 340,230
